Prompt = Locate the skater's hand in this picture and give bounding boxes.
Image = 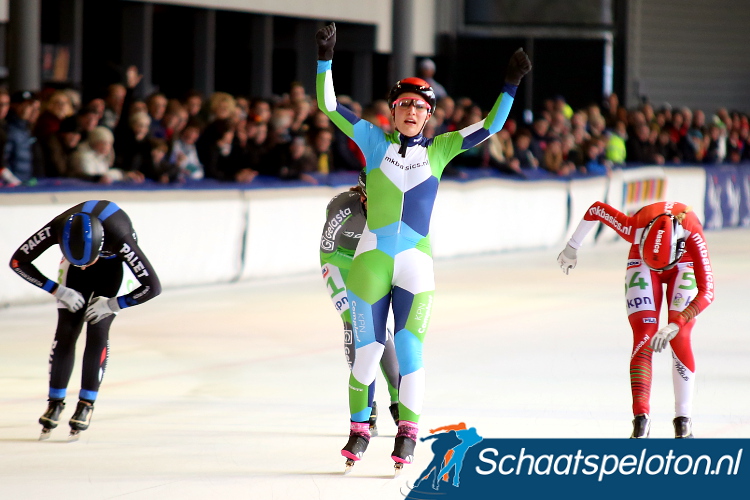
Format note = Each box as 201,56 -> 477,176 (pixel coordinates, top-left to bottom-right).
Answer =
650,323 -> 679,353
54,285 -> 85,312
85,296 -> 121,324
556,243 -> 578,275
505,48 -> 532,86
315,23 -> 336,61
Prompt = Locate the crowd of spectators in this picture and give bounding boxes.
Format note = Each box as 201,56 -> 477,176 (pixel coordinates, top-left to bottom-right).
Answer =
2,62 -> 750,189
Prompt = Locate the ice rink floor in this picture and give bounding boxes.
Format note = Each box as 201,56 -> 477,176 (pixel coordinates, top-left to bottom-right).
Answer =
1,229 -> 749,499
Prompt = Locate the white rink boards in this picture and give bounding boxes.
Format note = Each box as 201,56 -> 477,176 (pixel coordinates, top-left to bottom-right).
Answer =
0,229 -> 748,499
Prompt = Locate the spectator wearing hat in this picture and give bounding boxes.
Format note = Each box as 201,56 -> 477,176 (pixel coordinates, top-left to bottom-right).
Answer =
418,58 -> 448,100
3,90 -> 39,184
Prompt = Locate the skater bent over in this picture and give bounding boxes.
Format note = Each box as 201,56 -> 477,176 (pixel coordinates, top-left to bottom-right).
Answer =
320,172 -> 400,468
10,200 -> 161,439
557,201 -> 714,438
315,23 -> 531,470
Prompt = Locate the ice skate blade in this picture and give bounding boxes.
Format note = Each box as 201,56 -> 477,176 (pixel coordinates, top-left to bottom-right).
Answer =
39,428 -> 52,441
344,458 -> 355,475
394,463 -> 404,477
68,430 -> 81,442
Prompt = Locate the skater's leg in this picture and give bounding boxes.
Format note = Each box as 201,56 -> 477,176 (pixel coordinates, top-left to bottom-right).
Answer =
379,319 -> 400,406
624,263 -> 661,417
346,249 -> 393,423
78,257 -> 121,402
390,246 -> 434,421
49,309 -> 86,399
666,265 -> 697,420
669,322 -> 695,412
628,311 -> 658,416
322,262 -> 383,422
79,315 -> 114,402
391,282 -> 433,424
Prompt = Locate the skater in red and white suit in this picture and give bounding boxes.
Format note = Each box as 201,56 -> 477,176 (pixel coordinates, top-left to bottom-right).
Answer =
557,201 -> 714,439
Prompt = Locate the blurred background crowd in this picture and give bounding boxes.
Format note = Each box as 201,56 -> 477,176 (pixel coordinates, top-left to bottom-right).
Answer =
2,60 -> 749,189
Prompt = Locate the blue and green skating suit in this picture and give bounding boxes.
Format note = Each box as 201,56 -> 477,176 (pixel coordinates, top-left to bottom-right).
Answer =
319,190 -> 400,406
317,59 -> 517,424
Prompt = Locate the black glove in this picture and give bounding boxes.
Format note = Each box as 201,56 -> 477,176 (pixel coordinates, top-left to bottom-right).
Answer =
505,48 -> 532,85
315,23 -> 336,61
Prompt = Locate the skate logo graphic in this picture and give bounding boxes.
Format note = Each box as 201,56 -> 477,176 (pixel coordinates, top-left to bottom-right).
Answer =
404,423 -> 484,497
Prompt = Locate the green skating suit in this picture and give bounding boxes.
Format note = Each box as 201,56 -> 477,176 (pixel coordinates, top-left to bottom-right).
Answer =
317,59 -> 518,424
320,190 -> 399,406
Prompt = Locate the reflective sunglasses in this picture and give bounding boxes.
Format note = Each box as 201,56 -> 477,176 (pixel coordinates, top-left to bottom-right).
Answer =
392,97 -> 432,111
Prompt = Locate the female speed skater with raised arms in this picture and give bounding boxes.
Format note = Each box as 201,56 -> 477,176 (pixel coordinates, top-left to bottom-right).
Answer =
315,22 -> 531,471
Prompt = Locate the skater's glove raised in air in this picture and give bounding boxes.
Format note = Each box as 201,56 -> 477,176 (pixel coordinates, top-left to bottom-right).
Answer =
54,285 -> 85,312
505,48 -> 532,86
315,23 -> 336,61
85,296 -> 121,324
557,243 -> 578,275
650,323 -> 679,353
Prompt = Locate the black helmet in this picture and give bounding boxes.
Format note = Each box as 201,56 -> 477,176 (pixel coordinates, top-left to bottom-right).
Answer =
357,170 -> 366,197
60,213 -> 104,267
387,77 -> 436,111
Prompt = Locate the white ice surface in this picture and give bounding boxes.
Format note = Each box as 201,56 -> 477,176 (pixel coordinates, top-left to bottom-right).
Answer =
1,229 -> 748,499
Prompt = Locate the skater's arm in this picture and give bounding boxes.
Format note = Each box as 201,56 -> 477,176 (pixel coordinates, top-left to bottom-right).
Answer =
320,191 -> 364,269
557,201 -> 632,275
115,238 -> 161,309
106,215 -> 161,309
9,219 -> 63,294
674,213 -> 715,327
315,24 -> 382,153
573,201 -> 635,247
429,49 -> 531,165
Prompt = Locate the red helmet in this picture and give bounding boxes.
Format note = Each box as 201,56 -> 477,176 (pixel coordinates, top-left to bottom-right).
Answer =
387,77 -> 436,111
639,213 -> 687,271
